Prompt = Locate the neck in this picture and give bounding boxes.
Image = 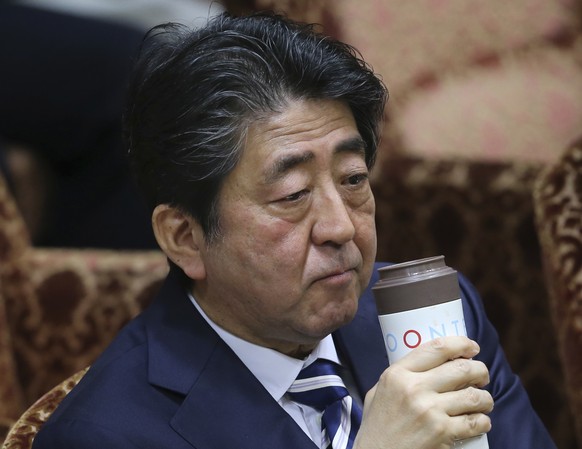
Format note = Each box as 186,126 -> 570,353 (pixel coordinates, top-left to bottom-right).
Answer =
190,286 -> 320,358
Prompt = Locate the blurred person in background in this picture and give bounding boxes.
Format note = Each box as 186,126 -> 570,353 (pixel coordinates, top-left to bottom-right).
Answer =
0,0 -> 222,248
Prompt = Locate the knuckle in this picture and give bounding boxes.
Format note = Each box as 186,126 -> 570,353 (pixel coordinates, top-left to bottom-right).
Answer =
454,358 -> 471,373
465,413 -> 492,436
378,366 -> 393,385
464,387 -> 495,413
430,337 -> 445,350
400,379 -> 421,401
465,413 -> 479,431
465,386 -> 480,405
363,385 -> 376,404
431,419 -> 448,440
379,365 -> 400,386
411,398 -> 433,419
381,365 -> 415,391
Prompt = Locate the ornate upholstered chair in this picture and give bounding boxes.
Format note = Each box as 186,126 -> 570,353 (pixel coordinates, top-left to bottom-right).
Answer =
1,368 -> 88,449
533,137 -> 582,448
370,153 -> 580,447
0,286 -> 22,441
0,171 -> 168,444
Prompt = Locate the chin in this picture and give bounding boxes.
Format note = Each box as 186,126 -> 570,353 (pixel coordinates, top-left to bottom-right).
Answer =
317,303 -> 358,335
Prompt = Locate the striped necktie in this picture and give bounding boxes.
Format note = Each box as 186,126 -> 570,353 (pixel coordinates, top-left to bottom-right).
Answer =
287,359 -> 362,449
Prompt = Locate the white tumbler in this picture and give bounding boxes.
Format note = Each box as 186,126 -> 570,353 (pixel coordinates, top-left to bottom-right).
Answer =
372,255 -> 489,449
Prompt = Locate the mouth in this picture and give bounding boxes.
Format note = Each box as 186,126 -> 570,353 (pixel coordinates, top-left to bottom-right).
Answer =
314,267 -> 357,286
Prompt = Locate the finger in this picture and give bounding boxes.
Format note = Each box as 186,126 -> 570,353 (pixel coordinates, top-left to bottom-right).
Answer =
440,387 -> 494,416
427,358 -> 490,392
447,413 -> 492,442
398,336 -> 480,372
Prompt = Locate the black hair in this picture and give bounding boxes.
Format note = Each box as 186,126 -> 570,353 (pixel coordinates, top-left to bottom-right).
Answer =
125,11 -> 387,241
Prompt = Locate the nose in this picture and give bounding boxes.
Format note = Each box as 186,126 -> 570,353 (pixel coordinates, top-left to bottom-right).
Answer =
311,185 -> 356,246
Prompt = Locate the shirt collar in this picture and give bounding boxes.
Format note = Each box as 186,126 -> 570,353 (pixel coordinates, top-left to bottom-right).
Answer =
188,292 -> 340,402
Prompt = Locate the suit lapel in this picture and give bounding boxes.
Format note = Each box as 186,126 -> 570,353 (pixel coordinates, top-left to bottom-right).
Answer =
143,271 -> 316,449
171,343 -> 316,449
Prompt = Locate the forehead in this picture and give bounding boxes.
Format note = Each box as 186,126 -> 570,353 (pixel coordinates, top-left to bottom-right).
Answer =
238,99 -> 364,176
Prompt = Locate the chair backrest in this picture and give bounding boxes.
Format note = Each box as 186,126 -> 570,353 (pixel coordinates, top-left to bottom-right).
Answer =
0,164 -> 169,448
533,136 -> 582,448
0,169 -> 167,424
0,286 -> 25,442
0,166 -> 31,267
1,367 -> 88,449
0,171 -> 31,436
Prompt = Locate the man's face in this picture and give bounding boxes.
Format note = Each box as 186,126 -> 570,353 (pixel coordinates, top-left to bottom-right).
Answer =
193,99 -> 377,357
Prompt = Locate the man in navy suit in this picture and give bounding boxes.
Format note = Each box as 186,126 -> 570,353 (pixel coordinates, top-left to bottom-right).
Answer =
33,12 -> 555,449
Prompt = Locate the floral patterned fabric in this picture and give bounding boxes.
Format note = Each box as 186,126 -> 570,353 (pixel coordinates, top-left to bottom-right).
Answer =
389,42 -> 582,163
3,249 -> 168,406
0,168 -> 30,440
0,287 -> 24,439
1,368 -> 88,449
254,0 -> 582,162
0,172 -> 168,444
332,0 -> 580,95
534,137 -> 582,448
372,154 -> 578,449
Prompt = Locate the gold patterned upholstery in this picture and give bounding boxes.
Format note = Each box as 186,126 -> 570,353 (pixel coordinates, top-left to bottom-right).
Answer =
252,0 -> 582,163
370,154 -> 578,448
0,172 -> 168,444
534,137 -> 582,448
0,170 -> 34,438
1,367 -> 88,449
0,287 -> 23,441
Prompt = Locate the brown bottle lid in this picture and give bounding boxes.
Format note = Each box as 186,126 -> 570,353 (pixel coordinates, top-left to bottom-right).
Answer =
373,256 -> 461,314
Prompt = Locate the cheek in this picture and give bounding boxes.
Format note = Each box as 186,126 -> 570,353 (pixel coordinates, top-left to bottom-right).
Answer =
358,221 -> 377,267
229,207 -> 305,267
355,198 -> 377,245
255,219 -> 307,265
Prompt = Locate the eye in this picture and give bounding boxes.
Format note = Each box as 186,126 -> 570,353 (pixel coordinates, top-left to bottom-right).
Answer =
282,189 -> 308,202
346,173 -> 369,186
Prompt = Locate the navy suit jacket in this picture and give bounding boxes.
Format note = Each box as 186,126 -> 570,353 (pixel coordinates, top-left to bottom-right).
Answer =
33,263 -> 556,448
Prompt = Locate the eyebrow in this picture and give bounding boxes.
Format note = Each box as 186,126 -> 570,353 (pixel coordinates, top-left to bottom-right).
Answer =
336,136 -> 367,157
263,136 -> 367,184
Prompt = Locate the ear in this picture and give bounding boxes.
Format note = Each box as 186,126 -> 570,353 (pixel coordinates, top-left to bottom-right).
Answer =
152,204 -> 206,281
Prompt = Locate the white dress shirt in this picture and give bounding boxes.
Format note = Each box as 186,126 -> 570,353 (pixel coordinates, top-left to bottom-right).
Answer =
188,293 -> 361,448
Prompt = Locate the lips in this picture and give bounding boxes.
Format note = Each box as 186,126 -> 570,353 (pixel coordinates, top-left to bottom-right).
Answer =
325,267 -> 354,278
313,266 -> 358,284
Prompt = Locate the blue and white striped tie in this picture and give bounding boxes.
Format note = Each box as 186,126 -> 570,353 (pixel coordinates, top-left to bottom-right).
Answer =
288,359 -> 362,449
